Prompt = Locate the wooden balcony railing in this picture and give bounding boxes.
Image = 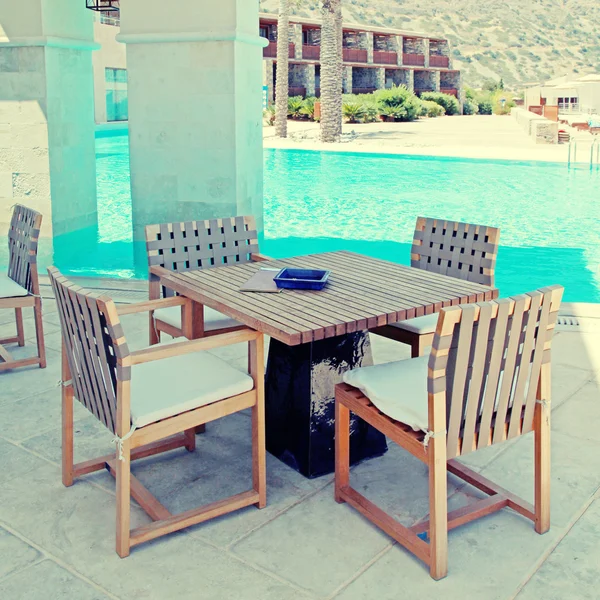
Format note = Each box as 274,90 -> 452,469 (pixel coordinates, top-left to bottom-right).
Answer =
402,53 -> 425,66
440,87 -> 458,98
343,47 -> 368,63
373,50 -> 398,65
430,55 -> 450,68
288,86 -> 306,98
302,45 -> 320,60
263,41 -> 295,59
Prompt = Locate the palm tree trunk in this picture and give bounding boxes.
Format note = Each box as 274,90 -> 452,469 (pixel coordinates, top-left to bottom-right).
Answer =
275,0 -> 290,138
320,0 -> 342,143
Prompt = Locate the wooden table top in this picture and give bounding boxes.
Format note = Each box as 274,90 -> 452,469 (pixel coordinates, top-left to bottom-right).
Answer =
151,251 -> 498,346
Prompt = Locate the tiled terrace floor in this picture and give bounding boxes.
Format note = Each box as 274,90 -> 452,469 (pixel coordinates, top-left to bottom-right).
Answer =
1,296 -> 600,599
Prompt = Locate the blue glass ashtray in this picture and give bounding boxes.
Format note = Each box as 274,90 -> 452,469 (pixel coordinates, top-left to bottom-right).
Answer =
274,268 -> 331,290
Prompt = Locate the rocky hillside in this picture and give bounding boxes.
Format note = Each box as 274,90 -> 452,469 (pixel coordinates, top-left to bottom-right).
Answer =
259,0 -> 600,88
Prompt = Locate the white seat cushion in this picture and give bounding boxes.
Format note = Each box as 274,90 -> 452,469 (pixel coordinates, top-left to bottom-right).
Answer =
0,273 -> 29,299
131,341 -> 254,428
342,356 -> 429,432
154,305 -> 241,332
390,313 -> 439,335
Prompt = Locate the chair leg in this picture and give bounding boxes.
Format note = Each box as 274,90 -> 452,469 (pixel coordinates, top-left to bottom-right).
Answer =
149,313 -> 159,346
335,398 -> 350,503
428,436 -> 448,580
61,395 -> 74,487
411,335 -> 425,358
184,429 -> 196,452
61,360 -> 74,487
250,337 -> 266,509
15,308 -> 25,346
33,298 -> 46,368
534,379 -> 551,534
116,442 -> 131,558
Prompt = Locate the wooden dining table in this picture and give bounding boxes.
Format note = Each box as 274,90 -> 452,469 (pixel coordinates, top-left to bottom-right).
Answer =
151,250 -> 498,478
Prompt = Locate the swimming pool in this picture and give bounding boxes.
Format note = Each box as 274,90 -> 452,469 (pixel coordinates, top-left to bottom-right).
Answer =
54,131 -> 600,302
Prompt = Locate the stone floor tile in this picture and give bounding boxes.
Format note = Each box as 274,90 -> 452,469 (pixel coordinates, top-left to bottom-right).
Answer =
232,485 -> 392,597
479,430 -> 600,529
335,511 -> 563,600
515,499 -> 600,600
552,380 -> 600,443
0,527 -> 41,580
0,560 -> 113,599
550,362 -> 594,409
552,331 -> 600,373
0,387 -> 86,442
0,465 -> 309,600
348,442 -> 467,526
0,437 -> 48,485
0,346 -> 62,403
120,413 -> 329,548
22,415 -> 114,467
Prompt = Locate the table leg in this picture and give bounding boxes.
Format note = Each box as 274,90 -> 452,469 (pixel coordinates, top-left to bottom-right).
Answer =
265,332 -> 387,478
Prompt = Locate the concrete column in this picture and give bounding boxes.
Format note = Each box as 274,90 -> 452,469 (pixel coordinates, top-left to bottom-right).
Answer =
375,67 -> 385,90
304,63 -> 316,97
263,59 -> 275,104
395,35 -> 404,66
407,69 -> 415,93
342,66 -> 353,94
423,38 -> 430,68
364,32 -> 374,64
433,70 -> 441,92
118,0 -> 266,252
292,24 -> 303,60
0,0 -> 98,251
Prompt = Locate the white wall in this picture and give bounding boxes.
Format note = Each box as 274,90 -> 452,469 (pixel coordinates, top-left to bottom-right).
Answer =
578,82 -> 600,114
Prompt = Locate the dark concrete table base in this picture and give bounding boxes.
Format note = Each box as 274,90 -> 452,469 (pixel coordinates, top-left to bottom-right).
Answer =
265,332 -> 388,478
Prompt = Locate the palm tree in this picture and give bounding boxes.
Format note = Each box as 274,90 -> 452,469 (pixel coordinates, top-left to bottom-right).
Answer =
320,0 -> 343,142
275,0 -> 290,138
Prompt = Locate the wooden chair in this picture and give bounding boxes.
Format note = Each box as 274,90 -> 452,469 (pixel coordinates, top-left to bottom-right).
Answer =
145,216 -> 270,345
0,204 -> 46,372
48,266 -> 266,557
336,285 -> 563,579
372,217 -> 500,357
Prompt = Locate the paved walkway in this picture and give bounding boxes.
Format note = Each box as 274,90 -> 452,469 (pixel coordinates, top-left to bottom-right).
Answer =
1,297 -> 599,599
265,115 -> 597,164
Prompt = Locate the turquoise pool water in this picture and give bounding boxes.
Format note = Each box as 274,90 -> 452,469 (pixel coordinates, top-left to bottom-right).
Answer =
54,131 -> 600,302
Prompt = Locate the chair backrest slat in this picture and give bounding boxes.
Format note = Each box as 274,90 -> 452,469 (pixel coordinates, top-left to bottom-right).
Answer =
146,216 -> 259,298
460,302 -> 493,453
429,286 -> 563,458
48,267 -> 128,434
411,217 -> 500,287
7,204 -> 42,294
491,296 -> 527,445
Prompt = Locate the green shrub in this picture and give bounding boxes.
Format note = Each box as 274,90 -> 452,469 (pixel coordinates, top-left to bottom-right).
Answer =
300,96 -> 317,120
420,92 -> 460,116
462,99 -> 479,115
478,100 -> 493,115
287,96 -> 304,118
379,105 -> 409,121
374,85 -> 422,121
342,101 -> 367,123
420,100 -> 445,118
357,95 -> 380,122
263,106 -> 276,126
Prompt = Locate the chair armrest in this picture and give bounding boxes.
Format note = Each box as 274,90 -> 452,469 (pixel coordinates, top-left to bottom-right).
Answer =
251,253 -> 273,262
129,328 -> 261,365
117,296 -> 190,316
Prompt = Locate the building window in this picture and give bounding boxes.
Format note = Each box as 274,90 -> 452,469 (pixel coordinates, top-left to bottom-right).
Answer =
105,67 -> 128,122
